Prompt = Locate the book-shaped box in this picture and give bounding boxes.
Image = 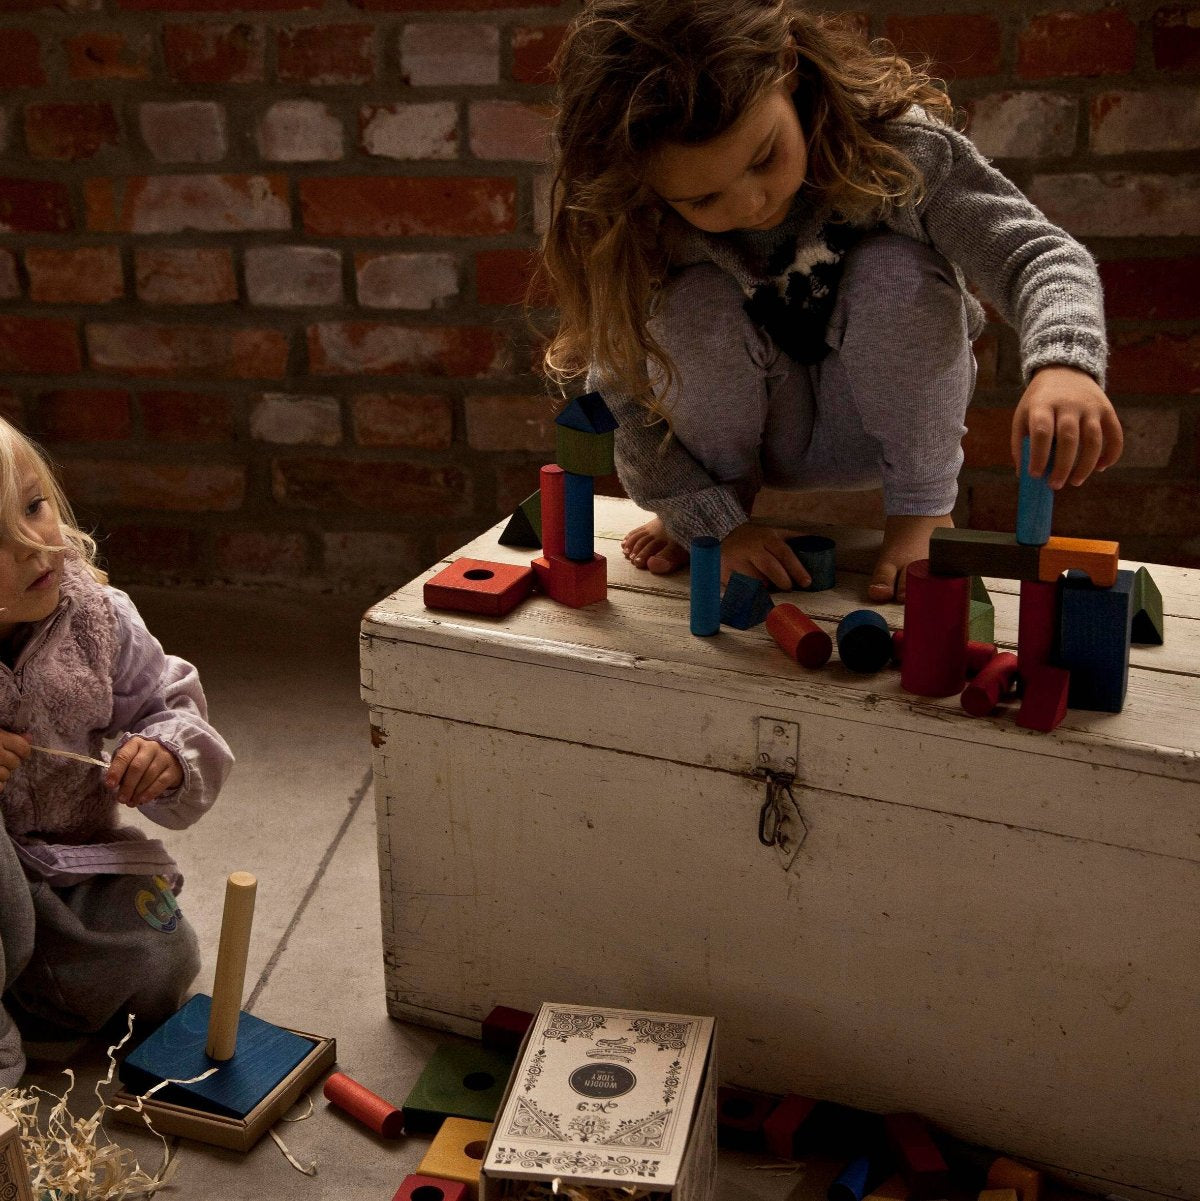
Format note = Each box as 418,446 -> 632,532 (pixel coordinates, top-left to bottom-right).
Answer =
481,1002 -> 717,1201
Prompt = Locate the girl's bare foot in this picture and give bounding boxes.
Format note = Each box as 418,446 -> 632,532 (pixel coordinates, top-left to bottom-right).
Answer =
621,517 -> 690,574
868,512 -> 954,603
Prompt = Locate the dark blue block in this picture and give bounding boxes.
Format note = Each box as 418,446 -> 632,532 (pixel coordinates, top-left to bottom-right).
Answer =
828,1155 -> 883,1201
785,535 -> 836,591
119,993 -> 314,1120
555,390 -> 618,434
563,470 -> 594,561
836,609 -> 891,674
720,572 -> 774,629
690,536 -> 721,637
1017,434 -> 1055,546
1059,568 -> 1134,713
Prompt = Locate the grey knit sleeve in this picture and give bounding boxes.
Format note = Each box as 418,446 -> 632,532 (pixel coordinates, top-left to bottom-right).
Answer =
885,116 -> 1109,388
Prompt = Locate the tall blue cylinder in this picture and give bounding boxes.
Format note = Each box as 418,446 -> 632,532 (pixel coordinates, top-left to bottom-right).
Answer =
690,536 -> 721,637
563,470 -> 594,561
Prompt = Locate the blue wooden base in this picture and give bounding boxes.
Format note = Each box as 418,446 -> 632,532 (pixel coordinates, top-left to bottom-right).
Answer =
1059,568 -> 1135,713
720,572 -> 774,629
119,994 -> 315,1120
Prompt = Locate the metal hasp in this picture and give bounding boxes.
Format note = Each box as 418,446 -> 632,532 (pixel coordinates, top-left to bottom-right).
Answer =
755,718 -> 807,869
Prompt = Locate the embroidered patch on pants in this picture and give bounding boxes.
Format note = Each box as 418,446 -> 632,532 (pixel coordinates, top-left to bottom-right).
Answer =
135,875 -> 181,933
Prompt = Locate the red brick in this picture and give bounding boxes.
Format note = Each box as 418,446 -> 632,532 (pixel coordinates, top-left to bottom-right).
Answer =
61,458 -> 245,512
0,317 -> 82,374
66,32 -> 152,80
465,393 -> 554,452
1026,173 -> 1200,237
0,179 -> 73,233
0,30 -> 45,88
140,390 -> 236,440
250,393 -> 341,444
401,22 -> 498,86
307,322 -> 502,377
469,100 -> 551,161
300,176 -> 515,237
163,23 -> 264,83
86,174 -> 290,234
321,530 -> 423,584
245,245 -> 342,307
33,389 -> 133,442
139,100 -> 228,163
214,529 -> 308,575
26,247 -> 124,304
1108,332 -> 1200,395
102,524 -> 203,576
1018,9 -> 1137,79
1153,5 -> 1200,71
87,323 -> 289,379
121,0 -> 319,9
1118,406 -> 1181,469
352,0 -> 561,9
277,24 -> 375,84
475,247 -> 546,306
351,392 -> 453,449
962,405 -> 1015,469
272,456 -> 472,514
1099,256 -> 1200,321
0,251 -> 19,301
136,248 -> 237,305
25,102 -> 120,162
495,461 -> 545,514
511,24 -> 565,84
884,13 -> 1003,79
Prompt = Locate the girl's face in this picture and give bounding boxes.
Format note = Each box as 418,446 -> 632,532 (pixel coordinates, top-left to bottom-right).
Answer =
0,463 -> 65,640
645,82 -> 809,235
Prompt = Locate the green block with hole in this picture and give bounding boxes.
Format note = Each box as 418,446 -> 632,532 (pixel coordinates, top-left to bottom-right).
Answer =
402,1041 -> 516,1133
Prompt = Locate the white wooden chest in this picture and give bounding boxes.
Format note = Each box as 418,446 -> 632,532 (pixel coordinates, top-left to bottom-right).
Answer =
361,496 -> 1200,1201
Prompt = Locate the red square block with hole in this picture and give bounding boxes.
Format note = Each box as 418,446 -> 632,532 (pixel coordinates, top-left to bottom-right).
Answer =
392,1175 -> 469,1201
424,558 -> 534,617
482,1005 -> 533,1052
532,553 -> 606,608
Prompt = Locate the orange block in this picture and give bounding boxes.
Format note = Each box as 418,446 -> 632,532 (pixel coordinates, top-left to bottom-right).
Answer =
1037,536 -> 1118,588
532,553 -> 606,608
986,1156 -> 1042,1201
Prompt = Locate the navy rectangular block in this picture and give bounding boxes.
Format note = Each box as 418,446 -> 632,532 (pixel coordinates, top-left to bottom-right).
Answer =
1058,568 -> 1135,713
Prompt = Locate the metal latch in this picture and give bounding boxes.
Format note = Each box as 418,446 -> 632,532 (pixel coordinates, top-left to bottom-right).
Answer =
755,718 -> 807,869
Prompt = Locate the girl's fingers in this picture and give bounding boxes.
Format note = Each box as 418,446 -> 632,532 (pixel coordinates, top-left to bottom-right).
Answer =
1026,415 -> 1056,477
771,539 -> 812,589
1097,408 -> 1125,471
753,550 -> 793,591
1047,417 -> 1080,489
116,742 -> 156,803
133,761 -> 175,806
1069,417 -> 1104,486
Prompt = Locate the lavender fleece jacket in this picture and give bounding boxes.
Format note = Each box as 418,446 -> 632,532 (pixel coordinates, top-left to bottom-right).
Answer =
599,107 -> 1110,545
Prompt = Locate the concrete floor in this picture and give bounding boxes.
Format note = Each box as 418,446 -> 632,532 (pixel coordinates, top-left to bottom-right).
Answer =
18,583 -> 1100,1201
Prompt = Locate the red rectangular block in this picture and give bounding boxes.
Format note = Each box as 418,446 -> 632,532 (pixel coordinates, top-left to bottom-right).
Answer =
763,1093 -> 817,1160
884,1112 -> 949,1199
1016,665 -> 1071,733
424,558 -> 533,617
533,552 -> 606,608
482,1005 -> 533,1052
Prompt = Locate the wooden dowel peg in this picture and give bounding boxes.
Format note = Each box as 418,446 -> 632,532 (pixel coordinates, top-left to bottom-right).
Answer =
206,871 -> 257,1062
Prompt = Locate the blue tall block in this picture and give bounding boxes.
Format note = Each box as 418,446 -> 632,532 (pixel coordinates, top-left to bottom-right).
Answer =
828,1155 -> 878,1201
1017,434 -> 1055,546
563,470 -> 594,561
720,572 -> 774,629
690,536 -> 721,637
1059,568 -> 1134,712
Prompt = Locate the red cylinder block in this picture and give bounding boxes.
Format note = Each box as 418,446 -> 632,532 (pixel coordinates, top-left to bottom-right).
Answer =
900,559 -> 970,697
767,604 -> 833,668
539,464 -> 566,559
960,651 -> 1020,717
324,1071 -> 405,1138
893,630 -> 996,675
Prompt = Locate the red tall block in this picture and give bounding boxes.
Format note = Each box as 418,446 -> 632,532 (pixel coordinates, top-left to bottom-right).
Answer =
900,560 -> 969,697
540,463 -> 565,558
1018,579 -> 1058,672
884,1112 -> 949,1199
1016,665 -> 1070,733
532,552 -> 606,608
762,1093 -> 817,1160
482,1005 -> 534,1052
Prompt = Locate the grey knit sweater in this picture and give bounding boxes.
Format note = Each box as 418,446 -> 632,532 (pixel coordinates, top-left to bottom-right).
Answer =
600,106 -> 1109,545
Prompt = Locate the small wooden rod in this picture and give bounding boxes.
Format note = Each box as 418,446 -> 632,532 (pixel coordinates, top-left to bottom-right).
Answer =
205,871 -> 257,1062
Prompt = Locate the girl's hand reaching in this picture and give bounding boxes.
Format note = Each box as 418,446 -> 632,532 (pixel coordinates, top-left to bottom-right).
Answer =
106,736 -> 183,807
721,523 -> 811,590
1012,365 -> 1123,489
0,729 -> 31,789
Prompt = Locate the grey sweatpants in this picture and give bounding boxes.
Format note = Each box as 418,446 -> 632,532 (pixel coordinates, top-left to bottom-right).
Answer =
0,829 -> 199,1087
650,231 -> 977,520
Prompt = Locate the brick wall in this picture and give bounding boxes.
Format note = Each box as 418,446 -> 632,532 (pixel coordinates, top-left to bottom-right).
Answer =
0,1 -> 1196,591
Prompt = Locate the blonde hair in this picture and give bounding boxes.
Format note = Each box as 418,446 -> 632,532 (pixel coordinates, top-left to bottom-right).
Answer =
538,0 -> 954,413
0,418 -> 105,583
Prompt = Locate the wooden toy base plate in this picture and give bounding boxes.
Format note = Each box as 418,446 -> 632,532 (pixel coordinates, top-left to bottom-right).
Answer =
110,1029 -> 335,1152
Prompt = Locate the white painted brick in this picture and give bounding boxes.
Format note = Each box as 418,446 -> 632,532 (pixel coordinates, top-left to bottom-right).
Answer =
1027,173 -> 1200,237
1091,89 -> 1200,154
356,252 -> 458,309
968,92 -> 1077,159
251,394 -> 342,446
139,101 -> 227,164
401,23 -> 499,86
258,99 -> 344,163
245,245 -> 342,307
361,102 -> 457,160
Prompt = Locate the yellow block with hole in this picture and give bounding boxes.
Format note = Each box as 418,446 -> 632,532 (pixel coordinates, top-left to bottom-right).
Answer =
417,1117 -> 493,1200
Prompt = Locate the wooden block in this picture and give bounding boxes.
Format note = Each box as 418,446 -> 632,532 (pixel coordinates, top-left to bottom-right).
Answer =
563,470 -> 594,561
690,536 -> 721,636
968,577 -> 995,642
762,1093 -> 817,1159
498,491 -> 541,550
1037,535 -> 1119,588
720,571 -> 774,629
1016,435 -> 1054,546
865,1176 -> 912,1201
979,1191 -> 1019,1201
929,528 -> 1041,581
900,560 -> 969,697
1059,568 -> 1134,712
555,424 -> 615,476
837,609 -> 892,674
481,1005 -> 534,1053
539,464 -> 565,559
403,1043 -> 514,1134
767,604 -> 832,668
555,389 -> 618,434
392,1175 -> 470,1201
119,993 -> 315,1121
0,1115 -> 35,1201
717,1085 -> 776,1150
892,630 -> 996,676
960,651 -> 1019,717
424,559 -> 535,617
883,1113 -> 949,1200
985,1156 -> 1042,1201
830,1154 -> 889,1201
416,1117 -> 493,1200
533,552 -> 607,608
323,1070 -> 405,1138
1015,665 -> 1070,733
785,534 -> 836,591
1131,565 -> 1164,644
1017,579 -> 1058,673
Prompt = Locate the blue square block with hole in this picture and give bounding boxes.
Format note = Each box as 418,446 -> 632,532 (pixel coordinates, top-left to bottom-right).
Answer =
402,1041 -> 516,1133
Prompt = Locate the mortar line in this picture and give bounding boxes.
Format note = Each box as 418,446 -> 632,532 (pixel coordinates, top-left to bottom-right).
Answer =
245,767 -> 374,1012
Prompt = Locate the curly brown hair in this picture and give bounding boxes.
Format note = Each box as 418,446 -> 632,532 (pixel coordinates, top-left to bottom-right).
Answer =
538,0 -> 954,415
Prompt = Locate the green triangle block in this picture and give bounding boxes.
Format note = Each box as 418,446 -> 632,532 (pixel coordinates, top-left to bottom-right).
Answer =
970,574 -> 992,605
499,490 -> 542,549
1130,565 -> 1164,645
969,598 -> 995,643
403,1042 -> 516,1133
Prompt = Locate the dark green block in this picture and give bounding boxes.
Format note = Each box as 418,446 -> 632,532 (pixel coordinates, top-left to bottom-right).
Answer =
403,1042 -> 515,1133
1130,565 -> 1164,645
499,489 -> 542,549
929,528 -> 1040,582
556,425 -> 615,476
968,576 -> 995,643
